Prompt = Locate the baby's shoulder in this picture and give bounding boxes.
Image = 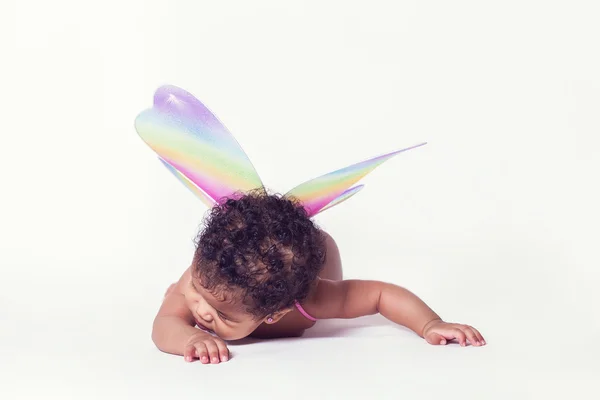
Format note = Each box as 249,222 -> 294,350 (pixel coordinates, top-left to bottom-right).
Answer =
301,278 -> 347,320
169,265 -> 194,295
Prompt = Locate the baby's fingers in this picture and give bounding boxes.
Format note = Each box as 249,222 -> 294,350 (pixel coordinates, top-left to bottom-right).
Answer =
204,340 -> 221,364
425,332 -> 448,345
184,342 -> 207,363
471,326 -> 486,345
462,327 -> 481,347
194,343 -> 210,364
214,339 -> 230,362
183,344 -> 196,362
452,329 -> 467,346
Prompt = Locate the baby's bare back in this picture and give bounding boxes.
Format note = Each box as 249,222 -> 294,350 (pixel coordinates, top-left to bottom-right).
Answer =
248,231 -> 343,338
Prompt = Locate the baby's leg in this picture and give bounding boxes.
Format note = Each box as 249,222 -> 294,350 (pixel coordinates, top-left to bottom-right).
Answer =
318,231 -> 343,281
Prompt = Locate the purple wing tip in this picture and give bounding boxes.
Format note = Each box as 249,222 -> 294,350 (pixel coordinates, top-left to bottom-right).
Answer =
149,84 -> 218,124
153,85 -> 192,106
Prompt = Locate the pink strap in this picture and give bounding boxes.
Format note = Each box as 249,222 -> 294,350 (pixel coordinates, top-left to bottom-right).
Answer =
294,300 -> 318,321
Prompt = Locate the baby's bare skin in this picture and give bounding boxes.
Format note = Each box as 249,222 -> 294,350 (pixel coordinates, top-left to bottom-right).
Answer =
250,231 -> 343,338
152,232 -> 486,364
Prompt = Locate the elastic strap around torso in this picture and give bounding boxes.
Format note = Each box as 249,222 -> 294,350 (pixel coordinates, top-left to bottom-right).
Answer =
294,300 -> 318,321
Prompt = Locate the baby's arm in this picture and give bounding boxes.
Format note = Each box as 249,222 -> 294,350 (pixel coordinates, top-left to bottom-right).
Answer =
151,280 -> 198,355
309,280 -> 485,346
152,271 -> 230,363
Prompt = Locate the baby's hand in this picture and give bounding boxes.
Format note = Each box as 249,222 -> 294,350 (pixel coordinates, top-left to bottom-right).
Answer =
422,319 -> 486,347
184,331 -> 230,364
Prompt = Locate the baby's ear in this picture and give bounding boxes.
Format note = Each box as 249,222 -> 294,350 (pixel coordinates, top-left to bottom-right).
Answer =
264,307 -> 293,324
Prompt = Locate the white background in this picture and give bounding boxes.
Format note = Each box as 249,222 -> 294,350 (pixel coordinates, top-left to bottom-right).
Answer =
1,1 -> 599,399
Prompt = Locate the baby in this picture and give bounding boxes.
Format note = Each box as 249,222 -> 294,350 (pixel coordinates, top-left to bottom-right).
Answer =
152,190 -> 486,364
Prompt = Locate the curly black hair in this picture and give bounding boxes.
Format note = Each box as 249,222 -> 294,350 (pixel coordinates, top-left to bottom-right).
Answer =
192,189 -> 326,320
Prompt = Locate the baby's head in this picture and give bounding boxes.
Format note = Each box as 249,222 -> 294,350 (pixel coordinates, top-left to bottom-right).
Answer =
183,190 -> 326,340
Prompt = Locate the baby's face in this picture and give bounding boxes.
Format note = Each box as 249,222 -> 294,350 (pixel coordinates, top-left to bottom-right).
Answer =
182,276 -> 264,341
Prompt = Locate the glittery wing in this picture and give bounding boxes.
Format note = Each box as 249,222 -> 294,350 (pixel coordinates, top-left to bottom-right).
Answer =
134,85 -> 264,204
317,185 -> 364,213
285,143 -> 427,217
158,158 -> 215,207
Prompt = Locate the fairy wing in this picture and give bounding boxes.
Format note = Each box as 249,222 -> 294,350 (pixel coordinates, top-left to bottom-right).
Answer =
317,185 -> 365,213
134,85 -> 264,204
285,143 -> 427,217
158,158 -> 215,207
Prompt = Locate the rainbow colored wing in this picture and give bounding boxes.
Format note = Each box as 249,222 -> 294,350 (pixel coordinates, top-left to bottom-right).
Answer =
135,85 -> 264,204
317,185 -> 364,213
285,143 -> 427,217
158,158 -> 215,207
